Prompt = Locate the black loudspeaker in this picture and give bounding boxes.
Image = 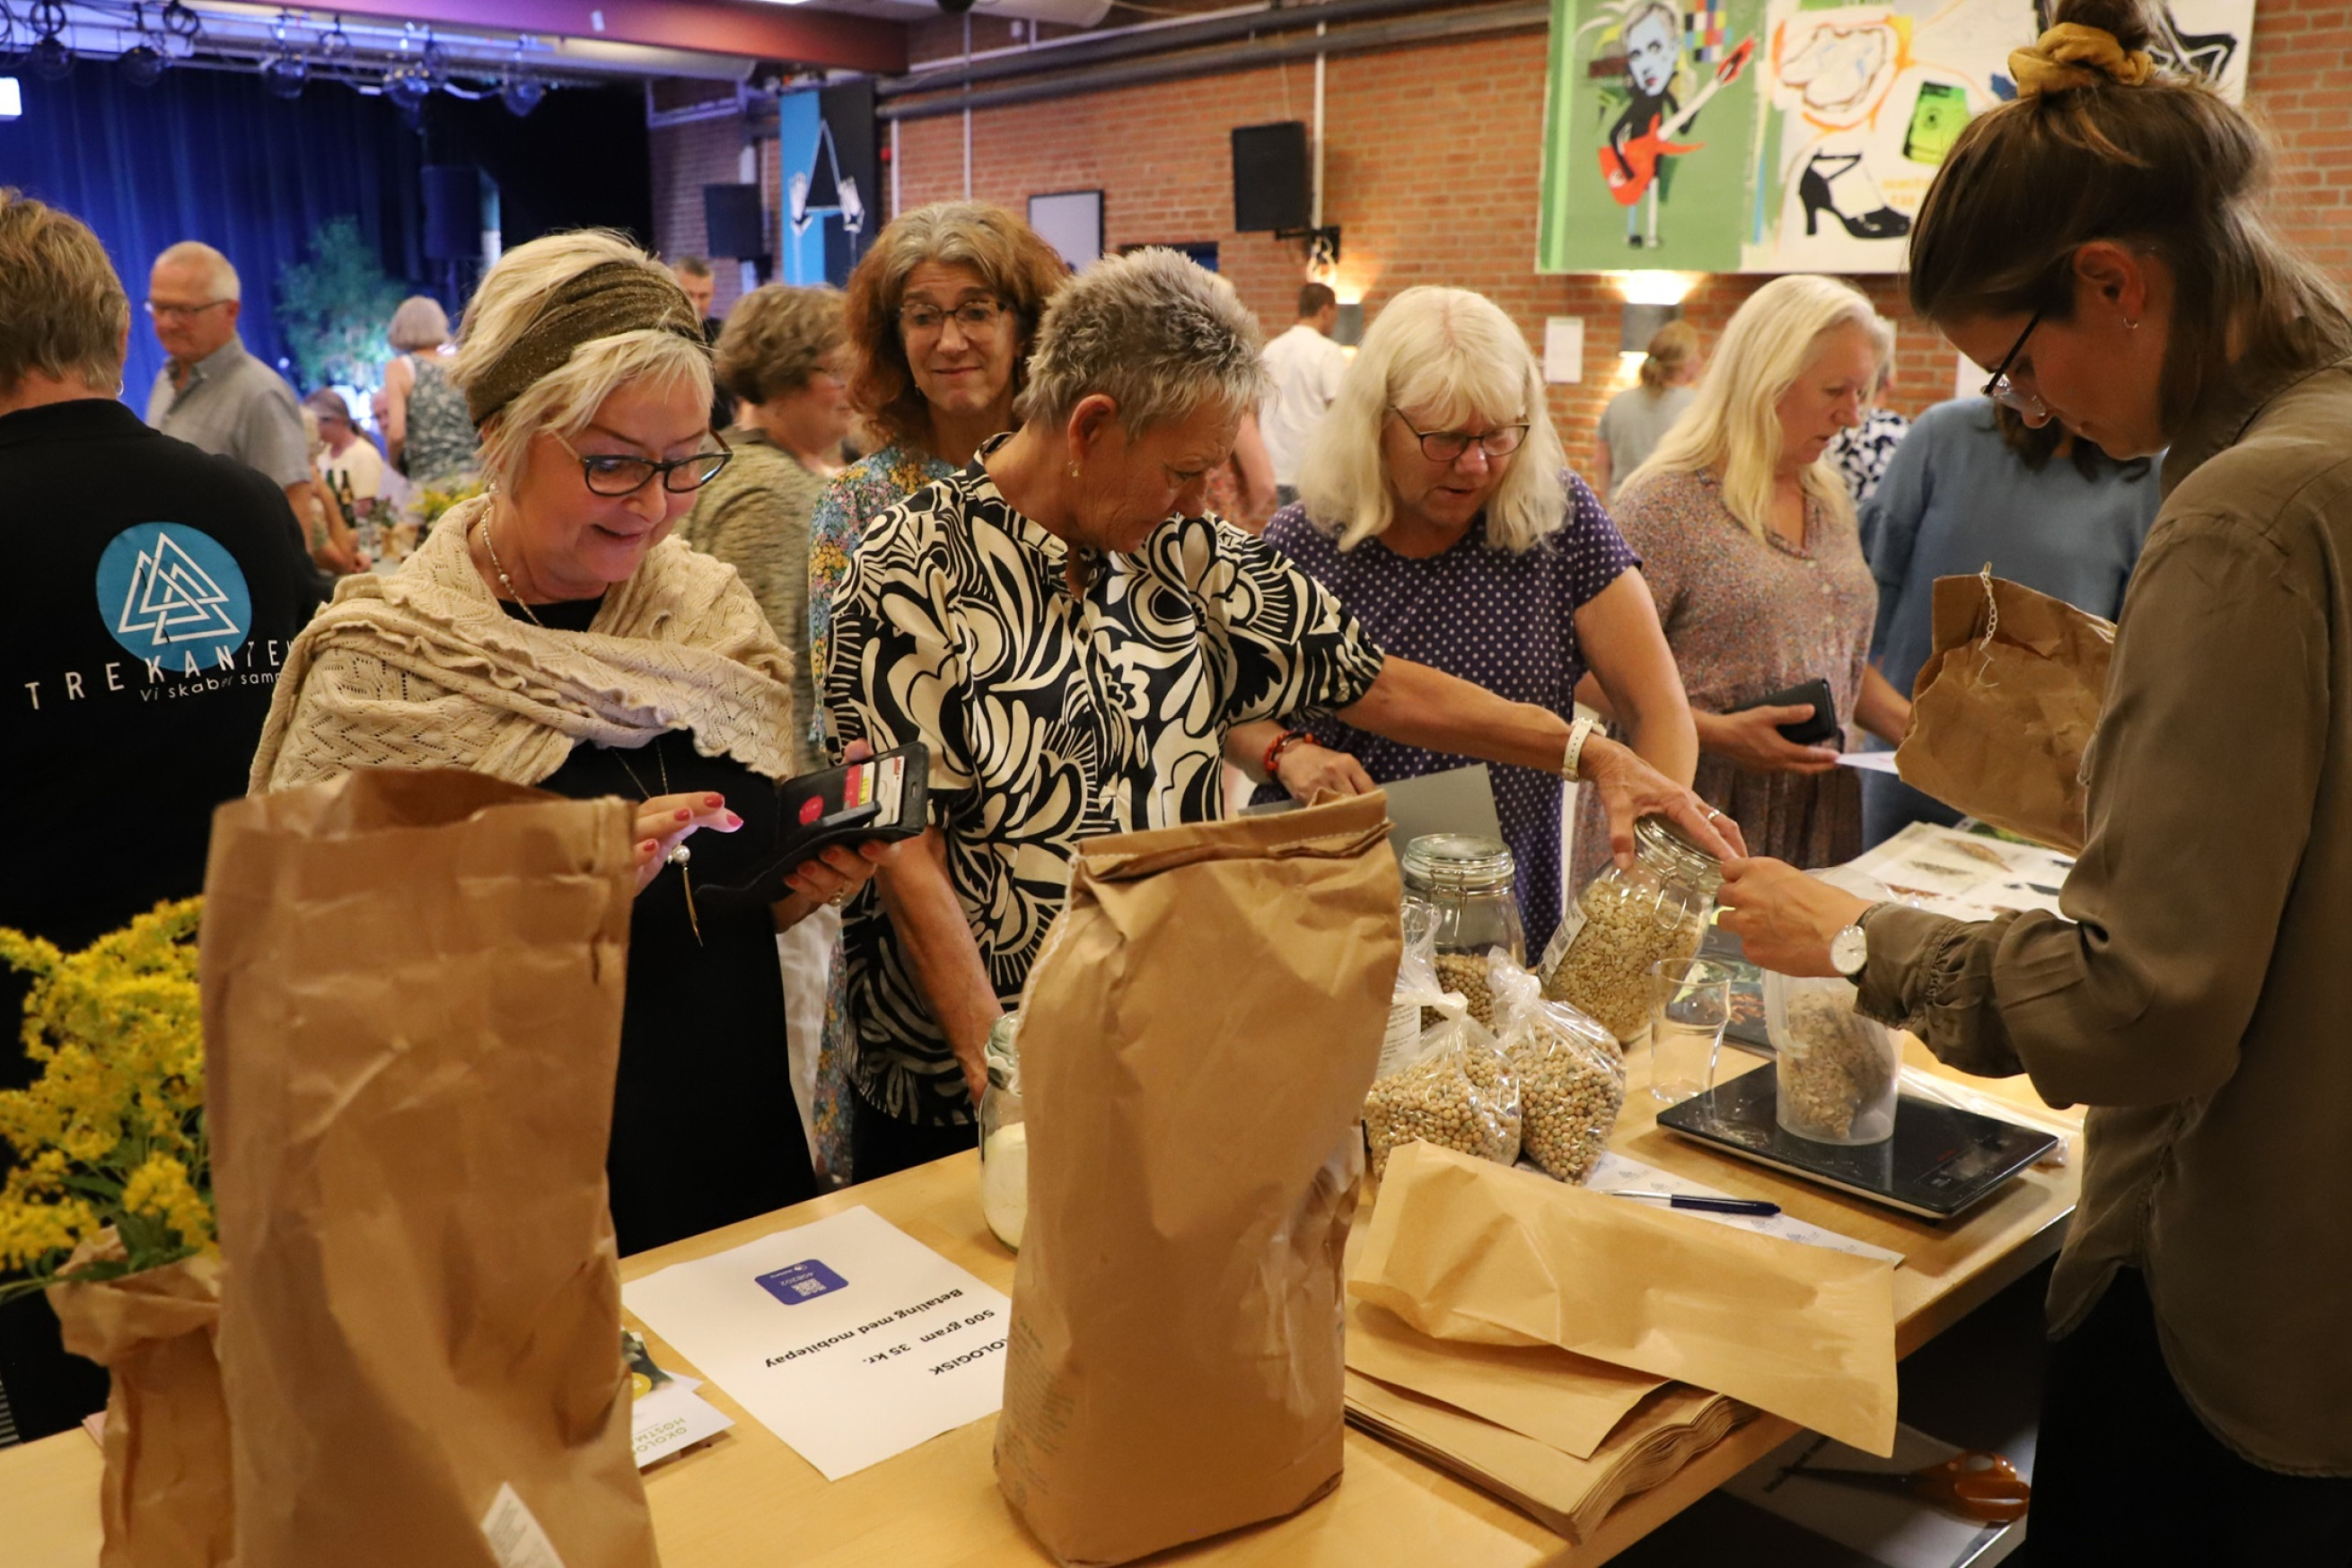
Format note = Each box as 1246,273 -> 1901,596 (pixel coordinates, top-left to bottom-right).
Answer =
421,165 -> 483,262
703,184 -> 767,259
1232,121 -> 1310,233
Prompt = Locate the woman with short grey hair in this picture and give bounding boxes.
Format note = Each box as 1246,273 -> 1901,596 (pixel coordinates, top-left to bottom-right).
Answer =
382,292 -> 478,486
824,248 -> 1745,1179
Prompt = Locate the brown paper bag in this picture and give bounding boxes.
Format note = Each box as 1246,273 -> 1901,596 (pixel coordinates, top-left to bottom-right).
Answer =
202,767 -> 657,1568
1894,573 -> 2116,854
1344,1371 -> 1750,1545
994,792 -> 1402,1566
1344,1298 -> 1663,1461
1351,1142 -> 1896,1455
48,1242 -> 232,1567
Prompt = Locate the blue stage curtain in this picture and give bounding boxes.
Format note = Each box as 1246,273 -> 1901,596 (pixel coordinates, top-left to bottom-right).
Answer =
0,66 -> 422,406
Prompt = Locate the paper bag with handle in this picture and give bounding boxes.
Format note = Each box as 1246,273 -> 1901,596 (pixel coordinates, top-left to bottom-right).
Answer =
202,767 -> 658,1568
1894,570 -> 2116,855
994,791 -> 1402,1566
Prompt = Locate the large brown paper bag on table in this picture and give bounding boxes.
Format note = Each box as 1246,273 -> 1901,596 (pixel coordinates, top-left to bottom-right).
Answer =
994,792 -> 1402,1566
1351,1142 -> 1897,1455
201,767 -> 657,1568
1894,573 -> 2115,854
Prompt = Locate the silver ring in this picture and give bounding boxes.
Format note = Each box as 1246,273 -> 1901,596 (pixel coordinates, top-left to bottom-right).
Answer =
1704,807 -> 1724,821
667,844 -> 692,868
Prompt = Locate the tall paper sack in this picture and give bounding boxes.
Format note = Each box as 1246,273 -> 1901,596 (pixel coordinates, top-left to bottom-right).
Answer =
995,793 -> 1402,1566
201,768 -> 657,1568
1894,574 -> 2115,854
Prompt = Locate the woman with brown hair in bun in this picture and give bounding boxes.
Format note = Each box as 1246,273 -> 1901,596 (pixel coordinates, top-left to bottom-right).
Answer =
1717,0 -> 2352,1555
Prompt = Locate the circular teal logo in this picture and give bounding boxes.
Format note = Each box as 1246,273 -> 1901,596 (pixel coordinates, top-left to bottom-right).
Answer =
93,522 -> 254,664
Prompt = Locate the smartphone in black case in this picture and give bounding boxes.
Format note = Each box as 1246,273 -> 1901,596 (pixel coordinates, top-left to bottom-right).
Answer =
1727,679 -> 1839,746
694,743 -> 930,904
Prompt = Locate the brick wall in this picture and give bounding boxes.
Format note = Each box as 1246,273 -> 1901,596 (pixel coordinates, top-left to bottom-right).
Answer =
650,111 -> 756,319
681,0 -> 2348,469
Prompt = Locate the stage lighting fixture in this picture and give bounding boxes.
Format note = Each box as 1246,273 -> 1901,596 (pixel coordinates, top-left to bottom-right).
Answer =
384,62 -> 433,115
262,51 -> 308,98
316,16 -> 352,66
117,3 -> 170,85
501,74 -> 544,116
28,36 -> 73,82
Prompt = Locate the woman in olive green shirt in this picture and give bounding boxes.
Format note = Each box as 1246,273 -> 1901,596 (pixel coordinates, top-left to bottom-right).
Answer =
1720,3 -> 2352,1559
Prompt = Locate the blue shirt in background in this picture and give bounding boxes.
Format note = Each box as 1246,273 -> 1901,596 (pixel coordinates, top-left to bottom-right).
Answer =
1857,396 -> 2163,846
1863,396 -> 2163,696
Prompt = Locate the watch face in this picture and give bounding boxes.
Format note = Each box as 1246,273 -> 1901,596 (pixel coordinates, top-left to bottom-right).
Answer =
1831,925 -> 1870,975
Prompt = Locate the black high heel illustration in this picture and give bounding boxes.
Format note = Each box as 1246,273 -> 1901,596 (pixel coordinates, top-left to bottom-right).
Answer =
1800,152 -> 1909,240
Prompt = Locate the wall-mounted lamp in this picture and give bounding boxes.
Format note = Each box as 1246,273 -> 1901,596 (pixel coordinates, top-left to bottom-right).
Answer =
1333,302 -> 1365,347
1615,269 -> 1695,306
1620,302 -> 1681,356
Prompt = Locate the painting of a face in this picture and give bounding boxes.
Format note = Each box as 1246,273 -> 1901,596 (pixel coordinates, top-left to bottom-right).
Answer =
1625,8 -> 1679,98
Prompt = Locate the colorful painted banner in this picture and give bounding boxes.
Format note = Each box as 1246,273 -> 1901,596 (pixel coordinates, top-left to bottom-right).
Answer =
1538,0 -> 2254,275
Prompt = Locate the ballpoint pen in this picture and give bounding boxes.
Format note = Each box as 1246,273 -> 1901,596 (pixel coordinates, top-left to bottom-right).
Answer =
1610,1191 -> 1781,1218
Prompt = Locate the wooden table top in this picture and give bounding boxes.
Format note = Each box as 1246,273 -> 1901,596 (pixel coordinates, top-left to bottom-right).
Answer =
1,1038 -> 2076,1567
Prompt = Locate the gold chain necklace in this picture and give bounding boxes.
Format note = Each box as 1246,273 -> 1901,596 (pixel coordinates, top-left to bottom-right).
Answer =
476,515 -> 549,629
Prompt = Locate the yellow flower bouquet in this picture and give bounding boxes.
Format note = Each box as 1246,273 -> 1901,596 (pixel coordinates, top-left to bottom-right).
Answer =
0,898 -> 212,1300
1,898 -> 233,1565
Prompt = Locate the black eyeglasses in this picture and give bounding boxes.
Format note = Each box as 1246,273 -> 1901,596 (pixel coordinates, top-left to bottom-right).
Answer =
899,298 -> 1008,337
1981,310 -> 2047,419
1390,410 -> 1531,463
555,429 -> 733,496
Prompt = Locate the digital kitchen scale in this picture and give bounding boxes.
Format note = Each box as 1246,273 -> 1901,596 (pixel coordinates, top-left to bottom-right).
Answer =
1655,1068 -> 2059,1221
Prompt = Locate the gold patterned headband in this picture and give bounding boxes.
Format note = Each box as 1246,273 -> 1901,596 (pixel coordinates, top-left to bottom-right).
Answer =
465,260 -> 706,429
2008,22 -> 2155,97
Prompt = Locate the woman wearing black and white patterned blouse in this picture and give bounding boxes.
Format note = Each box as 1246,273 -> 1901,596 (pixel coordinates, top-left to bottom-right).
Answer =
824,248 -> 1748,1179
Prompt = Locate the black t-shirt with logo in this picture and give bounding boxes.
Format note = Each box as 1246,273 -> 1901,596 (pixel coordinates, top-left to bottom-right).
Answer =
0,399 -> 312,1438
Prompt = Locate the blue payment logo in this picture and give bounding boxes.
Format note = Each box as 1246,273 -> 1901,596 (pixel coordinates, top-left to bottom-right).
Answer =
756,1259 -> 848,1306
93,522 -> 252,664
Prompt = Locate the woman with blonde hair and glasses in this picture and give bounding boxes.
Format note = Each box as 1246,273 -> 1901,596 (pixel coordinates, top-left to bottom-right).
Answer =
1576,273 -> 1910,881
255,231 -> 886,1254
1257,285 -> 1698,953
1721,1 -> 2352,1552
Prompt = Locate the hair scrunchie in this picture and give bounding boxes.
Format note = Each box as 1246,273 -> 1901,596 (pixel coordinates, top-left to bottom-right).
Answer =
465,260 -> 707,429
2008,22 -> 2156,97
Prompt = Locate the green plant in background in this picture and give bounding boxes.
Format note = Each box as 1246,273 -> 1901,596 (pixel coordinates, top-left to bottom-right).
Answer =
276,216 -> 408,396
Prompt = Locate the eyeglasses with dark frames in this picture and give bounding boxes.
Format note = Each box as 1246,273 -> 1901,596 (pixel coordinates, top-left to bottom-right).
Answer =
1389,410 -> 1531,463
555,429 -> 733,496
899,298 -> 1009,337
1980,309 -> 2047,419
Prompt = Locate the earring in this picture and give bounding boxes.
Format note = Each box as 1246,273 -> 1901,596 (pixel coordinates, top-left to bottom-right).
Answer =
2125,319 -> 2139,331
1066,462 -> 1082,478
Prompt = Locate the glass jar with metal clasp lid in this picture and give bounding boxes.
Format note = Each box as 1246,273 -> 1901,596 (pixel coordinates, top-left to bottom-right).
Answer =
978,1012 -> 1027,1249
1540,815 -> 1725,1044
1400,834 -> 1526,1032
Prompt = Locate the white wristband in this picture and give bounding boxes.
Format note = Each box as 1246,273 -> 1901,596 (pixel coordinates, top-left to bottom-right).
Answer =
1562,715 -> 1602,782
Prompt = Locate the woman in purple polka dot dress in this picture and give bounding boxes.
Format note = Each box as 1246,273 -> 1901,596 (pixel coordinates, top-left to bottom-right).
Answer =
1251,286 -> 1701,954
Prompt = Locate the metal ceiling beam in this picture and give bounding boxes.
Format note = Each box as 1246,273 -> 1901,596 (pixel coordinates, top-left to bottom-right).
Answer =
311,0 -> 908,74
877,0 -> 1544,120
883,0 -> 1475,97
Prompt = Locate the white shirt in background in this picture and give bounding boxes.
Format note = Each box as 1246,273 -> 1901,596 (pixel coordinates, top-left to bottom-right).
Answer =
320,436 -> 386,502
1259,321 -> 1350,486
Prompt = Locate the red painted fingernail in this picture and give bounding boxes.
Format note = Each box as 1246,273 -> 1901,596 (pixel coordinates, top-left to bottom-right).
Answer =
675,809 -> 692,822
724,812 -> 742,828
704,794 -> 724,808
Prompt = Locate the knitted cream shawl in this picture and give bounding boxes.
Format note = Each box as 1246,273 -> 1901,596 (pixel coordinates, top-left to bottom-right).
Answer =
251,495 -> 796,792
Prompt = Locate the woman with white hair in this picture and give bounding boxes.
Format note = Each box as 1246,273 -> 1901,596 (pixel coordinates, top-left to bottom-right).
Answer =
381,292 -> 478,486
827,249 -> 1741,1178
1576,273 -> 1912,878
254,232 -> 887,1253
1258,285 -> 1699,953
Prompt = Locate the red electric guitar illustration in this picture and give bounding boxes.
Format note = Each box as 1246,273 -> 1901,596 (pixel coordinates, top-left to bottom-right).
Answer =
1600,38 -> 1757,207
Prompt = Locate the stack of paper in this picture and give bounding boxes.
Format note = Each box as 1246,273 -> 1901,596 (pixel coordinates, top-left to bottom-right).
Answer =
1340,1143 -> 1902,1542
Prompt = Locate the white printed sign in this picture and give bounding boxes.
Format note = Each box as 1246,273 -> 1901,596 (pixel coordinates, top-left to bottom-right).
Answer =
623,1205 -> 1010,1481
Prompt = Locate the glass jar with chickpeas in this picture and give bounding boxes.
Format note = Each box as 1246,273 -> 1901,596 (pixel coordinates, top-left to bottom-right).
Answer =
1541,816 -> 1724,1045
1400,835 -> 1524,1032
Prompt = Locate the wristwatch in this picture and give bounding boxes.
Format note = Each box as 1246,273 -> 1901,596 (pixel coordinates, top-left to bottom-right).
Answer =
1561,715 -> 1604,782
1830,902 -> 1886,979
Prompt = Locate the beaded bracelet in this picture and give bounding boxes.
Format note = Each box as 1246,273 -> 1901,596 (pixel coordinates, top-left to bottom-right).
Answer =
1263,728 -> 1318,779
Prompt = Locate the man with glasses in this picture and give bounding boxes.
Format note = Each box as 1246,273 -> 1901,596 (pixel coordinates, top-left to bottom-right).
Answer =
145,241 -> 352,578
0,193 -> 312,1444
